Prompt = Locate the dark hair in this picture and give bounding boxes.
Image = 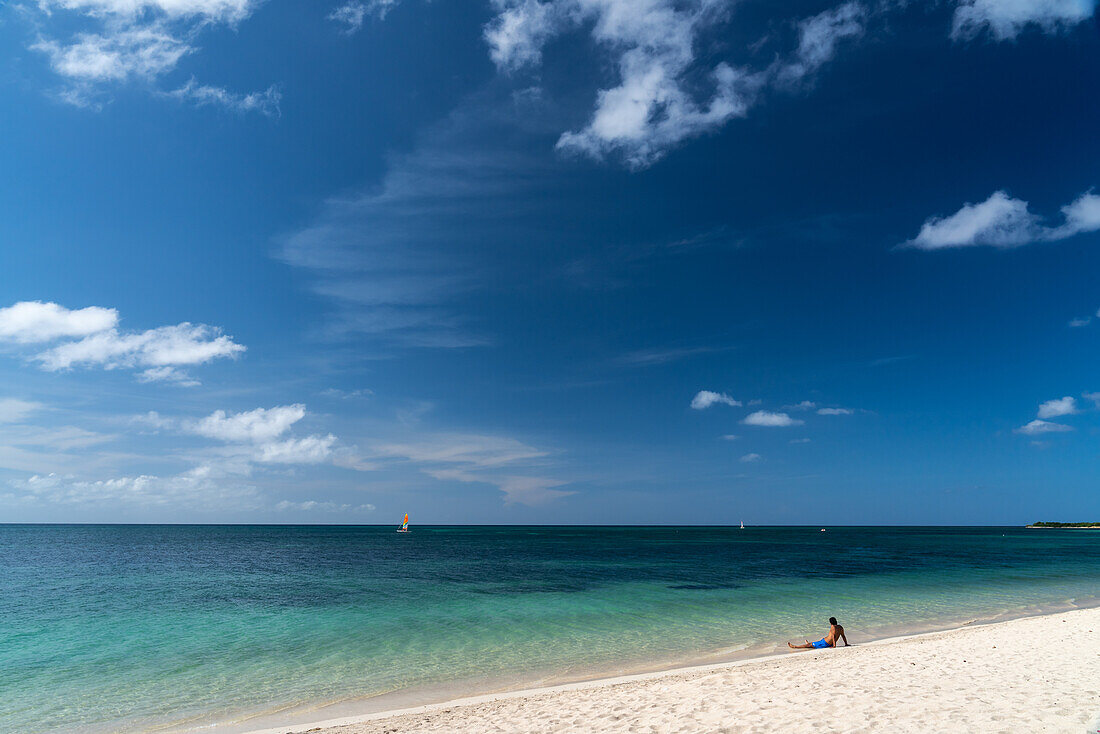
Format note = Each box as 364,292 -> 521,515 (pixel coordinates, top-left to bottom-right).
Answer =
829,617 -> 838,626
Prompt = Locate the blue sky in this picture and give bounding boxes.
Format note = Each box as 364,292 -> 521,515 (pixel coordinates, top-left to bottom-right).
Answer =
2,0 -> 1099,524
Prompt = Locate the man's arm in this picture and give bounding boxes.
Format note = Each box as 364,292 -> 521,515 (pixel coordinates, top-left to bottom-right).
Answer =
840,629 -> 849,646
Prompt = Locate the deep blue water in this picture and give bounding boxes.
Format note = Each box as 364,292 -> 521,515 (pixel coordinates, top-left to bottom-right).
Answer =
2,525 -> 1099,732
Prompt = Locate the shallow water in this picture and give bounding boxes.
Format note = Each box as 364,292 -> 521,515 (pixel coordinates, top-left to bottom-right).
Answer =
2,525 -> 1099,732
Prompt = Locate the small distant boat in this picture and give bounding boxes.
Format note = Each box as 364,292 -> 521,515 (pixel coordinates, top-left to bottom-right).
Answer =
397,513 -> 410,533
739,520 -> 745,530
820,528 -> 826,532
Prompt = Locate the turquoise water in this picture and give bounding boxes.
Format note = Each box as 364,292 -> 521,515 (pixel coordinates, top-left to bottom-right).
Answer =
2,525 -> 1100,733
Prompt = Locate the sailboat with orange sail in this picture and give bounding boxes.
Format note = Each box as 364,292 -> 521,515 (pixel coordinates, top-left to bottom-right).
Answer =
397,513 -> 410,533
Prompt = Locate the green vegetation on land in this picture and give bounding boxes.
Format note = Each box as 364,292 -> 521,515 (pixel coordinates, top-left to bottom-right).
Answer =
1027,522 -> 1100,528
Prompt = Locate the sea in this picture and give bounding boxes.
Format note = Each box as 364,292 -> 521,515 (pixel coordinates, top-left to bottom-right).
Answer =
2,525 -> 1099,733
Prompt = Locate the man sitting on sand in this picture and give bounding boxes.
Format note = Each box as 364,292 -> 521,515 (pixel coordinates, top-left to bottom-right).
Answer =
788,617 -> 848,650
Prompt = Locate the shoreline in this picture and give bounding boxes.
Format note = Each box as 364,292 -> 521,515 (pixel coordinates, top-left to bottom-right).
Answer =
241,603 -> 1100,734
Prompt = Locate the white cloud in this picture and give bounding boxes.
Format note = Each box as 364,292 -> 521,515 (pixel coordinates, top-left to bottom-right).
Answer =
742,410 -> 803,427
788,400 -> 817,410
952,0 -> 1095,41
690,390 -> 741,410
256,435 -> 338,464
137,404 -> 363,475
6,468 -> 375,516
721,434 -> 738,440
1060,190 -> 1100,236
486,0 -> 762,168
555,44 -> 758,169
739,452 -> 762,463
905,189 -> 1100,250
42,0 -> 255,23
1015,419 -> 1073,435
164,79 -> 281,117
275,499 -> 376,512
0,302 -> 243,384
777,2 -> 865,86
137,366 -> 201,386
34,322 -> 245,378
186,405 -> 306,443
33,25 -> 189,83
905,191 -> 1039,249
320,387 -> 375,399
0,301 -> 118,343
7,470 -> 261,510
1069,316 -> 1092,328
790,437 -> 811,444
329,0 -> 398,33
27,0 -> 270,108
817,407 -> 853,415
0,399 -> 44,424
484,0 -> 870,168
1037,396 -> 1077,419
329,1 -> 367,32
484,0 -> 565,70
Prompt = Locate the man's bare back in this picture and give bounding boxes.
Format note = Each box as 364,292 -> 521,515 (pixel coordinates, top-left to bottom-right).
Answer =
787,617 -> 849,650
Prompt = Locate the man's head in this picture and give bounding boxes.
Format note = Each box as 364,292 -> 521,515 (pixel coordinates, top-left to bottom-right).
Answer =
829,617 -> 838,626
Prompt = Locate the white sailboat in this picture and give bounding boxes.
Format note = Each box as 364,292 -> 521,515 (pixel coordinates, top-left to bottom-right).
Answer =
739,520 -> 745,530
397,513 -> 410,533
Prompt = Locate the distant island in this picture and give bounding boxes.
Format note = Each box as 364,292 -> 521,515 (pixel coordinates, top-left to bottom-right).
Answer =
1026,522 -> 1100,528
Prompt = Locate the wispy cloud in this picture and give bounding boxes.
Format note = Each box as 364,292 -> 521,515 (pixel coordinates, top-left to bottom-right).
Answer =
0,399 -> 43,424
6,470 -> 261,510
739,452 -> 762,463
163,79 -> 281,117
904,189 -> 1100,250
619,346 -> 723,366
742,410 -> 803,427
690,390 -> 741,410
3,469 -> 378,517
278,87 -> 564,348
320,387 -> 374,399
1015,419 -> 1073,435
328,0 -> 398,33
276,499 -> 376,513
817,407 -> 853,415
372,432 -> 570,505
373,433 -> 547,467
25,0 -> 274,109
776,1 -> 865,87
951,0 -> 1097,42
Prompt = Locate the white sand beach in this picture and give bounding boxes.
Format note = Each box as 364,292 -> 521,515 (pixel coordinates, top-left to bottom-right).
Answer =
252,607 -> 1100,734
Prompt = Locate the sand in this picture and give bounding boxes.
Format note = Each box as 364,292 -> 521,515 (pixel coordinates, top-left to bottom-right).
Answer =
251,607 -> 1100,733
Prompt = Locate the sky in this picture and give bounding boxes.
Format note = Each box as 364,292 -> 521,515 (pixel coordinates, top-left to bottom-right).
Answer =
1,0 -> 1099,525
